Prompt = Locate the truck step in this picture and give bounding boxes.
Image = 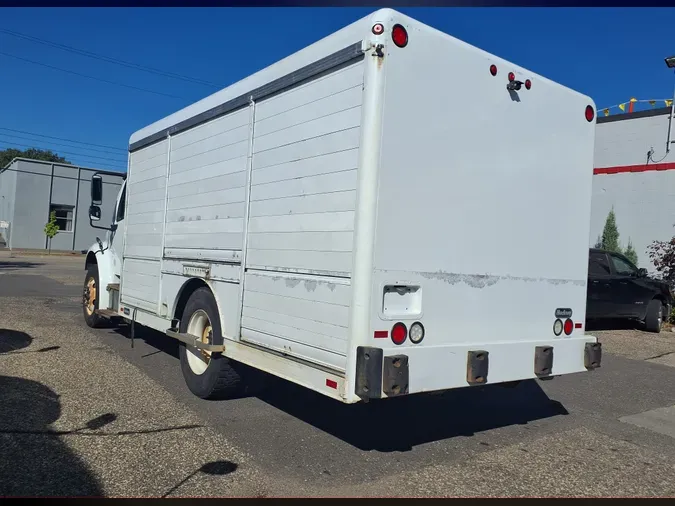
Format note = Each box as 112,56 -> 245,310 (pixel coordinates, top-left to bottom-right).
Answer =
97,309 -> 119,318
107,283 -> 120,292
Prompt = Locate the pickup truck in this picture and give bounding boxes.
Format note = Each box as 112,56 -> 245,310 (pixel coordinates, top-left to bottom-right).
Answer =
587,248 -> 673,333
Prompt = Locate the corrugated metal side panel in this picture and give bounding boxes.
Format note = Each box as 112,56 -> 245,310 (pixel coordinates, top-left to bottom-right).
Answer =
123,139 -> 167,309
247,61 -> 363,277
126,139 -> 168,260
241,271 -> 352,370
122,258 -> 161,312
165,108 -> 249,252
239,61 -> 364,371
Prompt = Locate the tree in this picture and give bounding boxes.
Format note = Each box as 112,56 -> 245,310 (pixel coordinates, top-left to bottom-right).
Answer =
623,239 -> 637,267
624,239 -> 638,266
44,211 -> 59,255
647,230 -> 675,286
1,148 -> 70,169
601,208 -> 621,253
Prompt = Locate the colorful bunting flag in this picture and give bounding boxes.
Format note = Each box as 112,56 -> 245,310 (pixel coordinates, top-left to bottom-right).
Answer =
603,108 -> 610,116
618,103 -> 626,112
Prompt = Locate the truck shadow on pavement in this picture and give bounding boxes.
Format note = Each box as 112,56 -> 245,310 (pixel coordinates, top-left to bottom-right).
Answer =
112,324 -> 568,453
257,378 -> 568,452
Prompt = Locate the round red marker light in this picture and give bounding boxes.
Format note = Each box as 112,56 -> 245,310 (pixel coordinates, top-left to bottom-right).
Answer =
525,79 -> 531,90
585,105 -> 595,122
392,24 -> 408,48
490,64 -> 498,76
508,72 -> 515,82
391,322 -> 407,345
372,23 -> 384,35
563,319 -> 574,335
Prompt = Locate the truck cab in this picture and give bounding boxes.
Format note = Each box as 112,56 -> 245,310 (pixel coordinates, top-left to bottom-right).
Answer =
82,174 -> 127,327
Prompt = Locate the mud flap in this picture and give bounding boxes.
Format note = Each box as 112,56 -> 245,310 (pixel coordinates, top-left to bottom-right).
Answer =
355,346 -> 383,400
383,355 -> 409,397
584,342 -> 602,370
467,350 -> 489,385
534,346 -> 554,377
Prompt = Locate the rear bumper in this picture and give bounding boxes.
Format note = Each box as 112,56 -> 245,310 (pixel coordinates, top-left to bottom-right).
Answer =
354,336 -> 600,401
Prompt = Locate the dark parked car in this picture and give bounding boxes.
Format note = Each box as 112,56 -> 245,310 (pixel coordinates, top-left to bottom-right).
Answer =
587,248 -> 673,333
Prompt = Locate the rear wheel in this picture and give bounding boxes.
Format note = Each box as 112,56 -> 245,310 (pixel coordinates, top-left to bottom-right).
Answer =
178,287 -> 245,399
644,299 -> 664,333
83,264 -> 104,328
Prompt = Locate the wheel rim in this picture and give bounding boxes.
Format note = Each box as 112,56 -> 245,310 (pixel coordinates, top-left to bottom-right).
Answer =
83,277 -> 96,316
186,309 -> 212,375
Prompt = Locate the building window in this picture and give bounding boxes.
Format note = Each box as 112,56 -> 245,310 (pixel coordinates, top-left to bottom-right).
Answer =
50,205 -> 74,232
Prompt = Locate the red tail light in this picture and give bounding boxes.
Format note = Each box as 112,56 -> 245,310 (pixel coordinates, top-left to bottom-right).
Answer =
585,105 -> 595,122
490,64 -> 498,76
391,24 -> 408,48
508,72 -> 515,82
563,319 -> 574,335
525,79 -> 532,90
391,322 -> 407,345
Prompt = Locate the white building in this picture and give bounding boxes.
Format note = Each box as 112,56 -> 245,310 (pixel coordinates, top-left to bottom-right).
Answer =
591,107 -> 675,270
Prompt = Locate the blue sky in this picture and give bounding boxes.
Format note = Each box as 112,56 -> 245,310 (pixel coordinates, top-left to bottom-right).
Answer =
1,7 -> 674,172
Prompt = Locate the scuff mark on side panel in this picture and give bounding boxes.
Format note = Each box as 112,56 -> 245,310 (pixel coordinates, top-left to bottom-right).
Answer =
415,270 -> 585,289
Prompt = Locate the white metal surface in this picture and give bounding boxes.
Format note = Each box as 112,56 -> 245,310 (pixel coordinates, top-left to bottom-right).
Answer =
344,10 -> 596,402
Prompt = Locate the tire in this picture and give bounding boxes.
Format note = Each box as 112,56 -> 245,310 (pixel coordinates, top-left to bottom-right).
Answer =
83,264 -> 104,328
644,299 -> 664,333
178,287 -> 245,400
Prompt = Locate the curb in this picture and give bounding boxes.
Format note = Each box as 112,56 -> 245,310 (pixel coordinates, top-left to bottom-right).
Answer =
2,249 -> 86,258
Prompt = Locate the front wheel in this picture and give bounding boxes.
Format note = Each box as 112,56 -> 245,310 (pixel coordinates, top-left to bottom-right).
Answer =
83,264 -> 104,328
644,299 -> 664,333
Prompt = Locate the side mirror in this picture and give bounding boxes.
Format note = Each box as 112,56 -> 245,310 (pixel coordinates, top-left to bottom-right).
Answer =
89,205 -> 101,222
91,175 -> 103,205
637,268 -> 648,278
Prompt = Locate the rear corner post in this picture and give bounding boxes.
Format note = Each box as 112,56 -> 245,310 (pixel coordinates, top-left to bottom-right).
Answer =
344,14 -> 391,403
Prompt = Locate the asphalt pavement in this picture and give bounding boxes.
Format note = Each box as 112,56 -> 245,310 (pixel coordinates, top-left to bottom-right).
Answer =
1,252 -> 674,497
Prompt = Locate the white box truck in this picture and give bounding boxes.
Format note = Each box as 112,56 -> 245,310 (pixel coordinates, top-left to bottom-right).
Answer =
83,8 -> 601,403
